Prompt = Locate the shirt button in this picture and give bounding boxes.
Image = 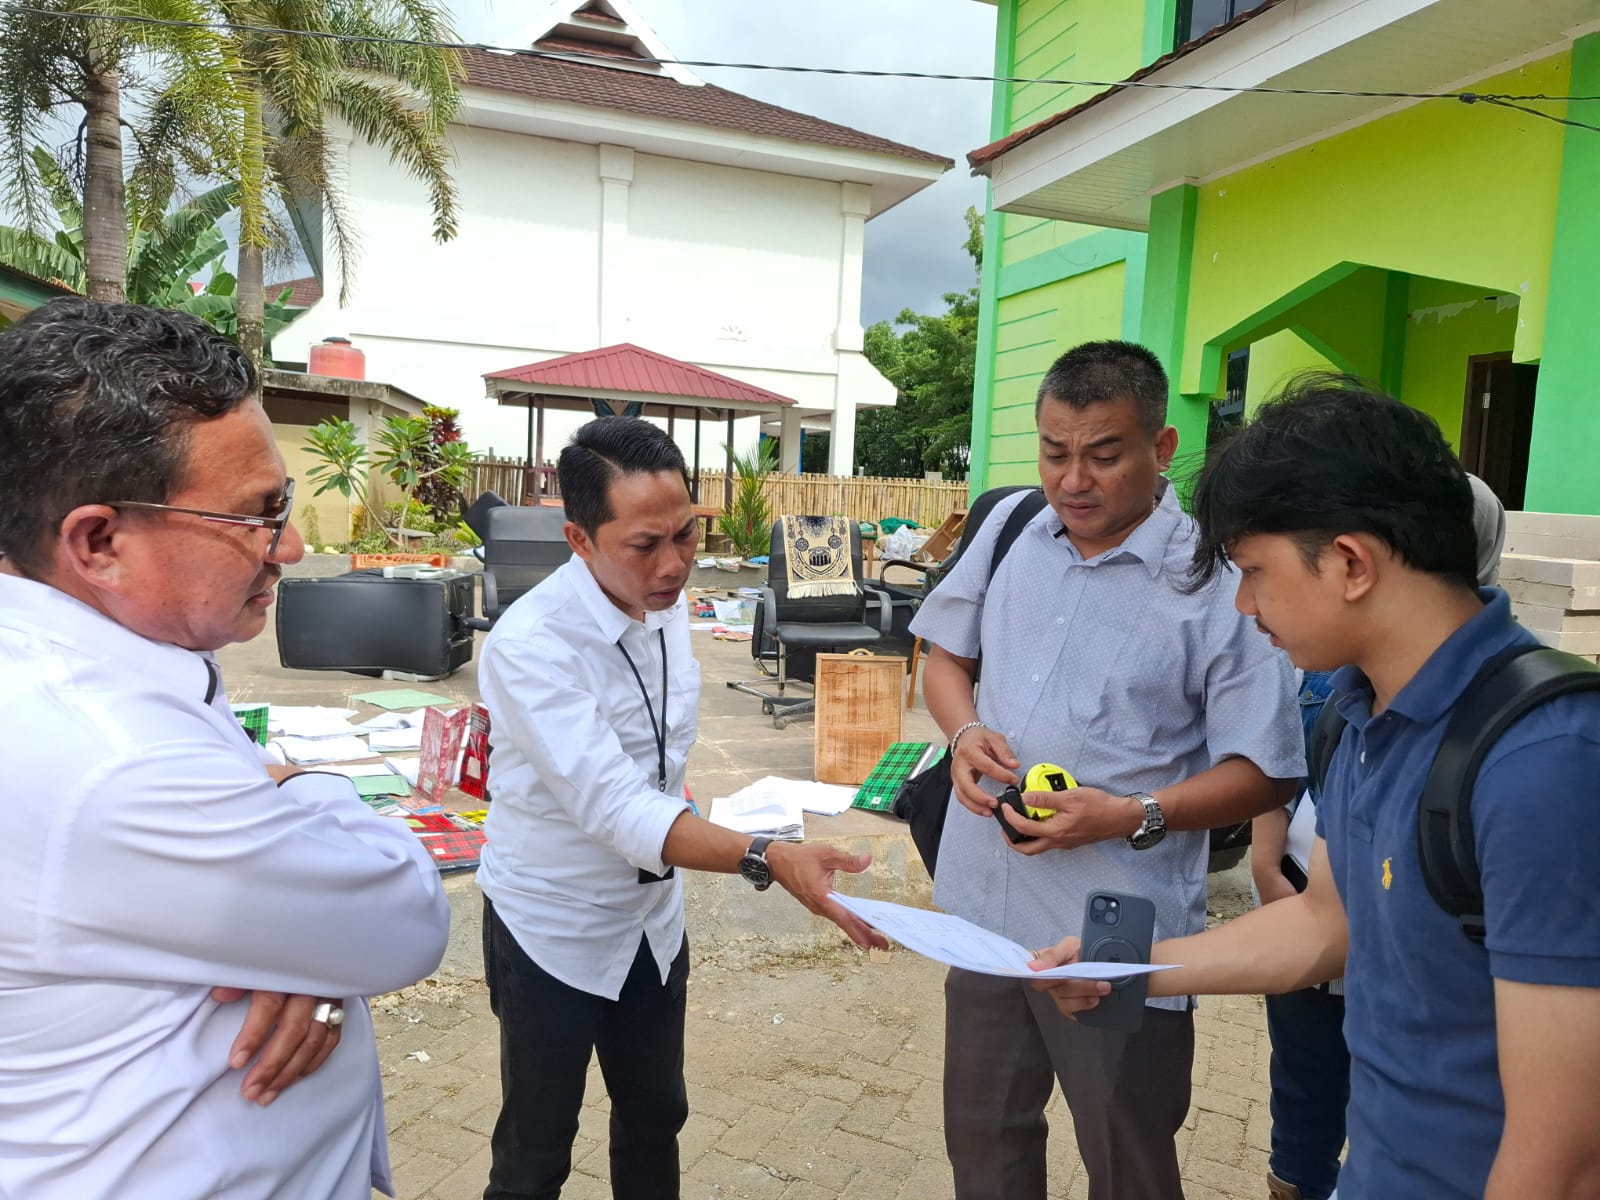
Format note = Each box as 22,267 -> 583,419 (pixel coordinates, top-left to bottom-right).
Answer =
1359,751 -> 1367,764
1056,617 -> 1064,625
1031,674 -> 1040,682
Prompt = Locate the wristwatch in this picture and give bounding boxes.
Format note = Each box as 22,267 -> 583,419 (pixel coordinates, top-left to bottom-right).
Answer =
1126,792 -> 1166,850
738,836 -> 775,891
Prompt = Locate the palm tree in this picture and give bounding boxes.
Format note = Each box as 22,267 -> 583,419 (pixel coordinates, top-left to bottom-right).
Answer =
115,0 -> 463,363
0,1 -> 133,301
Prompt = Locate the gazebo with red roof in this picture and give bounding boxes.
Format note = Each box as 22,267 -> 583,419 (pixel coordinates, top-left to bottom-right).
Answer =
484,343 -> 799,507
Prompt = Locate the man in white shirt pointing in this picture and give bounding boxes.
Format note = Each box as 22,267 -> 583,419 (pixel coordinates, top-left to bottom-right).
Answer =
476,416 -> 887,1200
0,300 -> 451,1199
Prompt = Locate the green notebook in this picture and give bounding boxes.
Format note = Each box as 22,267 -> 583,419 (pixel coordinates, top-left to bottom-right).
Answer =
854,741 -> 942,812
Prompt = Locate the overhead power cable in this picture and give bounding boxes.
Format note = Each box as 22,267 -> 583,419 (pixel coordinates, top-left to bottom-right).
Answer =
7,2 -> 1598,133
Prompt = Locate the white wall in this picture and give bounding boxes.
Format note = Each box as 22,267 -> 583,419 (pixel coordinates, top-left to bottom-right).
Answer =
274,112 -> 895,472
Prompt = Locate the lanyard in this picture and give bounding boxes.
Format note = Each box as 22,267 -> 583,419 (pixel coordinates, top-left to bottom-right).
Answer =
615,627 -> 669,792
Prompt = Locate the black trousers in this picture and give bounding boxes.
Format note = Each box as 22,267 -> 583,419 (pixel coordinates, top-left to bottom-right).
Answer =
482,897 -> 690,1200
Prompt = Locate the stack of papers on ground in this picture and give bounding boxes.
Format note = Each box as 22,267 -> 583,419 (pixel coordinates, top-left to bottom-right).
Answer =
272,735 -> 374,765
368,726 -> 425,753
268,706 -> 358,739
708,780 -> 805,841
830,894 -> 1180,982
739,775 -> 857,817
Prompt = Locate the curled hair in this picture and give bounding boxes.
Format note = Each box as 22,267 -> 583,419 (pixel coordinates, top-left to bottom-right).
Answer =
558,417 -> 690,535
0,299 -> 257,572
1036,339 -> 1169,435
1188,373 -> 1477,591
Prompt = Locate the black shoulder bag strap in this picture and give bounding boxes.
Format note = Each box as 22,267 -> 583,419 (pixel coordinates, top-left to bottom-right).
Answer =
1418,644 -> 1600,943
988,488 -> 1050,583
1306,698 -> 1348,800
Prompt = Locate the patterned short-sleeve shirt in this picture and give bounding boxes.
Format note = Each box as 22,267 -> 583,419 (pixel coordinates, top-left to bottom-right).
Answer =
909,482 -> 1304,1009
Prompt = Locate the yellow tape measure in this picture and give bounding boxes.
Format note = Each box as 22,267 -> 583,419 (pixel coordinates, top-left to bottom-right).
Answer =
1020,763 -> 1078,819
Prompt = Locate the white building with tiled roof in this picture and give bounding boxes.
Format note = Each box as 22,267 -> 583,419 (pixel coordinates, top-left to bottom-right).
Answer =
271,0 -> 949,476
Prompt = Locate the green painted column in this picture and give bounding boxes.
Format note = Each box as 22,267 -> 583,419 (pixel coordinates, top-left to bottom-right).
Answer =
1524,34 -> 1600,514
1140,184 -> 1206,469
966,0 -> 1017,498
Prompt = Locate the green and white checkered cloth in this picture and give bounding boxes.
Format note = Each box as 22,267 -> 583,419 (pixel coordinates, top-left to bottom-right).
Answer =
231,704 -> 270,746
854,741 -> 941,812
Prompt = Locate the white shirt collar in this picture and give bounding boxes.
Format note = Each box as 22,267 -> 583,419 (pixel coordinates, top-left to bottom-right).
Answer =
566,557 -> 683,642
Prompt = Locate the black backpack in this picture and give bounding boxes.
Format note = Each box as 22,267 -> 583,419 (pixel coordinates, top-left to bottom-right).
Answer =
1307,644 -> 1600,943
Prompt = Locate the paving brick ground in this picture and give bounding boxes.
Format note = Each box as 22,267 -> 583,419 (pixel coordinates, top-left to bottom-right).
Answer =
372,944 -> 1273,1200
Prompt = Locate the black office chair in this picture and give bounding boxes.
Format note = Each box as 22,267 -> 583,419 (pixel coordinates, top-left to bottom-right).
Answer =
727,515 -> 889,728
464,502 -> 574,631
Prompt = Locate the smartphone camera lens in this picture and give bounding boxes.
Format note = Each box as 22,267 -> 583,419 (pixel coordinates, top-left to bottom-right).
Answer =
1102,907 -> 1120,926
1091,897 -> 1108,918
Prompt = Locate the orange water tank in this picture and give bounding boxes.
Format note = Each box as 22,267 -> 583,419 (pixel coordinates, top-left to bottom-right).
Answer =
309,336 -> 366,381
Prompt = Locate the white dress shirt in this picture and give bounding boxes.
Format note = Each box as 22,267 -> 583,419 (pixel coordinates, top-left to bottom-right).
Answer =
0,574 -> 450,1200
476,558 -> 699,1000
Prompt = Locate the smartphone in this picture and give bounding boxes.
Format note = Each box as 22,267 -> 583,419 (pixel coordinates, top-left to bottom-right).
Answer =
1280,854 -> 1309,894
996,785 -> 1036,844
1076,891 -> 1157,1033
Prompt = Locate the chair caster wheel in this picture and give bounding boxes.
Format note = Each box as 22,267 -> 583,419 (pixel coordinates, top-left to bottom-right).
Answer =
774,717 -> 789,730
761,702 -> 774,715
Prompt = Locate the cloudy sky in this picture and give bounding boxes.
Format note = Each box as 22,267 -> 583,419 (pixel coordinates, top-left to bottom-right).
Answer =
449,0 -> 997,325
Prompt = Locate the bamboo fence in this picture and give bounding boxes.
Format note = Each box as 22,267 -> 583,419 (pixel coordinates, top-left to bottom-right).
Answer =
696,471 -> 968,527
466,459 -> 970,527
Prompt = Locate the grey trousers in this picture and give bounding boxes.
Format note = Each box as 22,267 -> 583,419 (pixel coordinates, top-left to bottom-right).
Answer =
943,966 -> 1194,1200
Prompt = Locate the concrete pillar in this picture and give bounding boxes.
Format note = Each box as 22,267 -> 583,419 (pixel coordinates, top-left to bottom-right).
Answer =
829,183 -> 872,476
779,406 -> 803,473
597,144 -> 634,347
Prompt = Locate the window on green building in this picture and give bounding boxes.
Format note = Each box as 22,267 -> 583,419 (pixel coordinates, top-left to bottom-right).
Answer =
1176,0 -> 1269,46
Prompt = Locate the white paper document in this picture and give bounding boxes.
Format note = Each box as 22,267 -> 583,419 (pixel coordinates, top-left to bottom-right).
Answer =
386,757 -> 422,786
368,726 -> 425,753
709,784 -> 803,840
270,735 -> 374,765
267,706 -> 359,739
829,894 -> 1179,982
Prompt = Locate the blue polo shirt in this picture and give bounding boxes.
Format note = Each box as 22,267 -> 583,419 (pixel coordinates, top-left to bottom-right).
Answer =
1317,589 -> 1600,1198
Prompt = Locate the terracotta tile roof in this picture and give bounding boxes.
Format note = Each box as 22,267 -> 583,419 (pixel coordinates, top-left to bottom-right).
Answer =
534,35 -> 642,60
968,0 -> 1287,169
486,343 -> 797,406
268,275 -> 323,308
463,50 -> 951,166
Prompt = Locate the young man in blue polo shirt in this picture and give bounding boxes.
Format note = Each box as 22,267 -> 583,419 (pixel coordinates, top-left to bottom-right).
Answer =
1031,376 -> 1600,1199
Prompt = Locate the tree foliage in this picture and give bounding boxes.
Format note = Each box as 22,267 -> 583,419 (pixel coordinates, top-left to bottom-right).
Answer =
0,145 -> 296,346
856,206 -> 982,479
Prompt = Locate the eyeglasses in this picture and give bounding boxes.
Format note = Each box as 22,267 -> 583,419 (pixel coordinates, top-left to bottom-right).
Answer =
107,478 -> 296,556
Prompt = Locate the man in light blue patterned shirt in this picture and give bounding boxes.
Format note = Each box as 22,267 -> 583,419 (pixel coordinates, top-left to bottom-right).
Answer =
910,340 -> 1303,1200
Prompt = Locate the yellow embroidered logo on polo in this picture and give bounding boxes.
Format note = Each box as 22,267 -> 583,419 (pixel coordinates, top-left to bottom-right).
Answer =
1381,857 -> 1394,891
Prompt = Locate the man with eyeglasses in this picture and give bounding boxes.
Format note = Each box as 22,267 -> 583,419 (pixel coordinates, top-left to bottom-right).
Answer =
0,299 -> 451,1199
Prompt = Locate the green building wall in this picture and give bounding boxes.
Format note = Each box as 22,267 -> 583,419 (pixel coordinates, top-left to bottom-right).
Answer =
970,0 -> 1168,493
973,7 -> 1600,513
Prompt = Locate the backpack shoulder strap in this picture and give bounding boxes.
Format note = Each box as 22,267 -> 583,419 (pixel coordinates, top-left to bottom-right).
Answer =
1306,698 -> 1348,801
988,489 -> 1048,581
1419,644 -> 1600,943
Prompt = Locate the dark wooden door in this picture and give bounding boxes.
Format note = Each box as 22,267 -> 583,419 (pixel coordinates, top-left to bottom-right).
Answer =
1459,354 -> 1537,509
